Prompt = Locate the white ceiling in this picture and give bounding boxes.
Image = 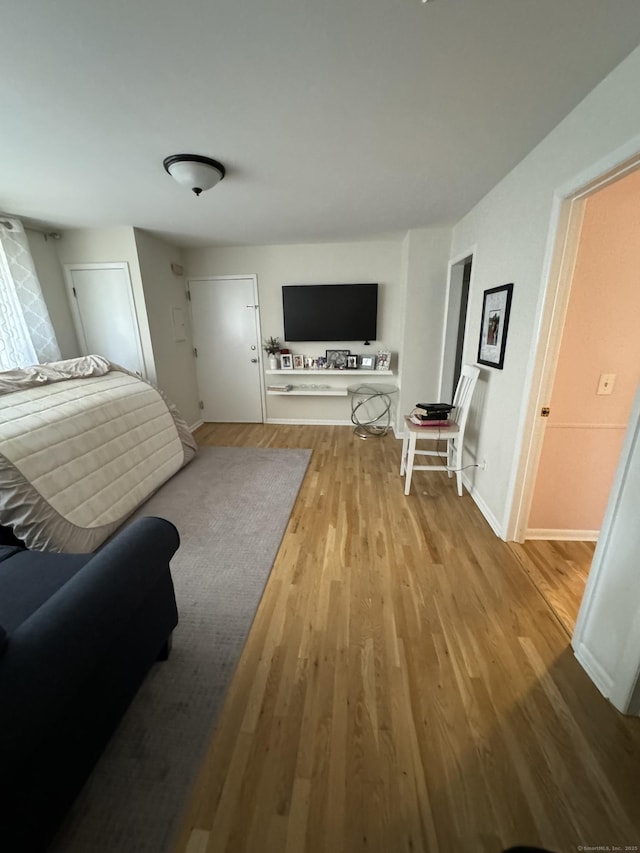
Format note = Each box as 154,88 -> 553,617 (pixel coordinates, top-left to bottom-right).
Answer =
2,0 -> 640,248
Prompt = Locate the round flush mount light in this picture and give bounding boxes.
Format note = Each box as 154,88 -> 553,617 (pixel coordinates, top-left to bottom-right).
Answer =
163,154 -> 226,196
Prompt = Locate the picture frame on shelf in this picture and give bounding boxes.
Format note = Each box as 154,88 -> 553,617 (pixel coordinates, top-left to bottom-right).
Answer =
280,353 -> 293,370
325,349 -> 350,369
293,355 -> 304,369
347,355 -> 358,369
477,282 -> 513,370
376,351 -> 391,371
359,355 -> 376,369
304,356 -> 315,369
316,356 -> 326,369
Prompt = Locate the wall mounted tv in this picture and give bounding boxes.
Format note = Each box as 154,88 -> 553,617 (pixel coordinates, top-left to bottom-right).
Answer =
282,283 -> 378,342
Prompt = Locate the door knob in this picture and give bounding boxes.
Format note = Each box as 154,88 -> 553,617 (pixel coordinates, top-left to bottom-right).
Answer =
250,358 -> 258,363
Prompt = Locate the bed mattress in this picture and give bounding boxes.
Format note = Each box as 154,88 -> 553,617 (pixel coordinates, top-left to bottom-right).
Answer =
0,357 -> 197,552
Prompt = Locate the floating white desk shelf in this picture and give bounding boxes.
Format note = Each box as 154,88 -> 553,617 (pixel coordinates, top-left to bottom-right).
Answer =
267,386 -> 349,396
265,367 -> 395,397
265,368 -> 392,375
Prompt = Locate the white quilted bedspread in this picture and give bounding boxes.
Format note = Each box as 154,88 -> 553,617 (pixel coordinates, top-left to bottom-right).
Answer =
0,371 -> 186,544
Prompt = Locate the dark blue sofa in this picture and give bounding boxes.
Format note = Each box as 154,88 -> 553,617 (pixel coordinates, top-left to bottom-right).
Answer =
0,516 -> 180,851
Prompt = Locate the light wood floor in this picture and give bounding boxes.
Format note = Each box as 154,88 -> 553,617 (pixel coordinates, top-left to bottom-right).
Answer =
173,424 -> 640,853
508,539 -> 595,637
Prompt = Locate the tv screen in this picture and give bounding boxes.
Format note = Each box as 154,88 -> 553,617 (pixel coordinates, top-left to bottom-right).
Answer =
282,283 -> 378,342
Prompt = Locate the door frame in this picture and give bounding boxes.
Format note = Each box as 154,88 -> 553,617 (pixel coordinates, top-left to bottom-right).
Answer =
507,151 -> 640,542
187,274 -> 266,423
439,245 -> 476,400
63,262 -> 147,376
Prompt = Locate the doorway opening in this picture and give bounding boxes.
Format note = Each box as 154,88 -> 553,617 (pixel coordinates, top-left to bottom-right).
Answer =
441,253 -> 472,403
509,154 -> 640,637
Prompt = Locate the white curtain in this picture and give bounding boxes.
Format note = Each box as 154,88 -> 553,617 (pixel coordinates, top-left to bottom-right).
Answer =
0,218 -> 61,370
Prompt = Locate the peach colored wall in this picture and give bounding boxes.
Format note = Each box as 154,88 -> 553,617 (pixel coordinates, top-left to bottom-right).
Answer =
529,169 -> 640,534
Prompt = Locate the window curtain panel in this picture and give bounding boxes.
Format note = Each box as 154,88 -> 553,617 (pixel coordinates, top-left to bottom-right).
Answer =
0,218 -> 61,370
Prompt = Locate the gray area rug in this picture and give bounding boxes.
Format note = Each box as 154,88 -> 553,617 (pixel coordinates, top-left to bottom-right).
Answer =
50,445 -> 311,853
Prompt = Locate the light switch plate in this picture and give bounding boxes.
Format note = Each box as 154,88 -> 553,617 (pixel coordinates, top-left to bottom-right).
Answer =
597,373 -> 616,395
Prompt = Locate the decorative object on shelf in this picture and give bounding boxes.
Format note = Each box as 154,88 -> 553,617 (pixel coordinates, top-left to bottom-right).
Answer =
263,336 -> 281,355
163,154 -> 226,196
348,382 -> 398,439
347,355 -> 358,369
263,336 -> 281,370
326,349 -> 350,369
280,353 -> 293,370
376,351 -> 391,371
293,355 -> 304,369
359,355 -> 376,369
303,356 -> 314,369
477,282 -> 513,369
316,356 -> 326,369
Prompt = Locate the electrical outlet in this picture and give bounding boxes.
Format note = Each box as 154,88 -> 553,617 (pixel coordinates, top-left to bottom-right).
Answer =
479,459 -> 487,471
597,373 -> 616,395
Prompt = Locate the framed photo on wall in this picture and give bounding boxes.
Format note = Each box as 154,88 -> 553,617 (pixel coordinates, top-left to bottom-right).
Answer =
477,283 -> 513,370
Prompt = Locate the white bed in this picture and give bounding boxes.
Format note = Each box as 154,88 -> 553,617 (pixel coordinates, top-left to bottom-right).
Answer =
0,356 -> 197,552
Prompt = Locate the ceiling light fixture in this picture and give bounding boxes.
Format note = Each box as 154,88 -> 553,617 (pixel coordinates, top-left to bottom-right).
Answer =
163,154 -> 226,196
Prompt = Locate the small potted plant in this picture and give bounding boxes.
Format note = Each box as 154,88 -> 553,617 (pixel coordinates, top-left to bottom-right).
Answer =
263,336 -> 281,369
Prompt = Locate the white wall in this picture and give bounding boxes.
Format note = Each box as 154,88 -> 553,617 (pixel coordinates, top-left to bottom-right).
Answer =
398,227 -> 453,429
133,229 -> 200,426
184,240 -> 405,424
55,227 -> 157,383
450,44 -> 640,538
26,230 -> 79,359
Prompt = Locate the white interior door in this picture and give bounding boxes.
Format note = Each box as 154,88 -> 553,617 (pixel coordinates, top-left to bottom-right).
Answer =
189,276 -> 264,423
64,263 -> 145,375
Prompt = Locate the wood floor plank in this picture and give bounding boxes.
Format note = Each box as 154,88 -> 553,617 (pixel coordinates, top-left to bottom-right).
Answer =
171,424 -> 640,853
508,539 -> 594,636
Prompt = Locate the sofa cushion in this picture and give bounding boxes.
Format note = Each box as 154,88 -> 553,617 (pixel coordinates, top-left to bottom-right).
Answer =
0,552 -> 88,634
0,545 -> 25,563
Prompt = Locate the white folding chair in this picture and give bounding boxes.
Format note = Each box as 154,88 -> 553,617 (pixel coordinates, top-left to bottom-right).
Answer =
400,364 -> 480,496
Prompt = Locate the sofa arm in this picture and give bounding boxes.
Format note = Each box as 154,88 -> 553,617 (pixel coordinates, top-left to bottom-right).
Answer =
0,516 -> 180,753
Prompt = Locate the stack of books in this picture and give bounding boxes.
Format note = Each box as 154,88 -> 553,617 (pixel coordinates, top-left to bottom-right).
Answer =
267,383 -> 294,392
409,402 -> 454,427
409,413 -> 450,427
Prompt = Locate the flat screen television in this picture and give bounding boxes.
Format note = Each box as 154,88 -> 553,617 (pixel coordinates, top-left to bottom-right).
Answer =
282,283 -> 378,342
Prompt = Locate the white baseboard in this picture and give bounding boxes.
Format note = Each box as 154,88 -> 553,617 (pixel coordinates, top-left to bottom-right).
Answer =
266,418 -> 353,426
463,474 -> 504,538
525,528 -> 600,541
189,419 -> 204,432
573,642 -> 612,700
